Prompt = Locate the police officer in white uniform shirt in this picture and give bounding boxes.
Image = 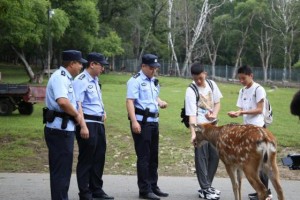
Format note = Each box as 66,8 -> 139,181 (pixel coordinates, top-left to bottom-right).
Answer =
44,50 -> 89,200
73,52 -> 114,200
126,54 -> 168,200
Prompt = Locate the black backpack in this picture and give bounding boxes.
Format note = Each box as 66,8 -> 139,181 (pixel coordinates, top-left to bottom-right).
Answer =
180,80 -> 213,128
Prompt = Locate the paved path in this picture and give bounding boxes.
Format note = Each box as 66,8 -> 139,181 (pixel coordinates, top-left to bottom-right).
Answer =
0,173 -> 299,200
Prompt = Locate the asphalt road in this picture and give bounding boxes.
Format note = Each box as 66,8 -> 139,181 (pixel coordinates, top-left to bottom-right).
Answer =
0,173 -> 299,200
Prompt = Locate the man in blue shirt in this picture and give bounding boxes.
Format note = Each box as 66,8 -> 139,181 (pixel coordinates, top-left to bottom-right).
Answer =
73,52 -> 114,200
126,54 -> 168,200
44,50 -> 89,200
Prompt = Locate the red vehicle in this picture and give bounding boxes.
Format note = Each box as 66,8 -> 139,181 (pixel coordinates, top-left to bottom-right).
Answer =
0,83 -> 46,116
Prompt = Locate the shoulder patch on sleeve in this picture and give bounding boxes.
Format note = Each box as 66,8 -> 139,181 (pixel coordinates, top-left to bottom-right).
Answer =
79,74 -> 85,80
133,73 -> 140,79
61,70 -> 66,76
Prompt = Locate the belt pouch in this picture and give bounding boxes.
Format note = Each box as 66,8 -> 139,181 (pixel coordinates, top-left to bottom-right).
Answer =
142,108 -> 149,124
46,109 -> 55,123
61,115 -> 70,129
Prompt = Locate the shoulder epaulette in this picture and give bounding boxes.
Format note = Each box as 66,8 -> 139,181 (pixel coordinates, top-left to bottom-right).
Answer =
133,73 -> 140,79
79,74 -> 85,80
61,70 -> 66,76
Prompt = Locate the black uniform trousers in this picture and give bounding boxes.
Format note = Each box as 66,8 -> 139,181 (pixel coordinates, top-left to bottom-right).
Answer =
76,122 -> 106,200
44,126 -> 75,200
131,121 -> 159,195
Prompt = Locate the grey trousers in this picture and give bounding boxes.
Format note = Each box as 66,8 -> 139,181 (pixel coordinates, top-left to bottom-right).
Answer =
195,141 -> 219,189
260,171 -> 269,188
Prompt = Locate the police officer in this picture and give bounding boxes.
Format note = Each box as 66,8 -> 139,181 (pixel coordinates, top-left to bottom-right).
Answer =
44,50 -> 89,200
126,54 -> 168,200
73,52 -> 114,200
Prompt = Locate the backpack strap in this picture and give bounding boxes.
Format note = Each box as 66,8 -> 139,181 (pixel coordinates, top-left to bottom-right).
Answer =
189,83 -> 199,102
241,85 -> 260,98
206,79 -> 214,92
189,80 -> 213,102
254,85 -> 260,98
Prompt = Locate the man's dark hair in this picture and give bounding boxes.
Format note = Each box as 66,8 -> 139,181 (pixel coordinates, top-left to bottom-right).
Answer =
291,90 -> 300,118
190,63 -> 205,75
62,61 -> 73,68
237,65 -> 253,75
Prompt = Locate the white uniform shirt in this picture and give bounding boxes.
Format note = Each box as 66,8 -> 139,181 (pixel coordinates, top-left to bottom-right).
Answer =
236,82 -> 266,127
126,70 -> 160,122
185,80 -> 223,123
45,66 -> 77,131
73,69 -> 105,124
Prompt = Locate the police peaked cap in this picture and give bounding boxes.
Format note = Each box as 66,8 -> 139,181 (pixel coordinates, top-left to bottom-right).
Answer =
142,54 -> 160,67
87,52 -> 109,65
62,50 -> 87,63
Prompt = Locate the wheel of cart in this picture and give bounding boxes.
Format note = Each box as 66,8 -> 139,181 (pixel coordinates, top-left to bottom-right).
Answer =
18,101 -> 34,115
0,99 -> 14,116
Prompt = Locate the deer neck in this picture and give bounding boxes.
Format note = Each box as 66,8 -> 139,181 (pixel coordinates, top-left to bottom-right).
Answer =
202,125 -> 221,147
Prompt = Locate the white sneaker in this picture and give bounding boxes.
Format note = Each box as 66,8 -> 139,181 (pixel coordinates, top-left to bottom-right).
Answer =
208,187 -> 221,195
198,188 -> 220,200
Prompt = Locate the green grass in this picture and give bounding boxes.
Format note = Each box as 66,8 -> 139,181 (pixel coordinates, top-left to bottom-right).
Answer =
0,65 -> 300,175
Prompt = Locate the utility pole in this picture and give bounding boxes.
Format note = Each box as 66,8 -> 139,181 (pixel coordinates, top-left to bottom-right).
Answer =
47,8 -> 55,78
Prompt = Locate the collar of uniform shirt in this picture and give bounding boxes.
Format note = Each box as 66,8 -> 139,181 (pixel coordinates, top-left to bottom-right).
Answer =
140,70 -> 155,82
84,69 -> 98,82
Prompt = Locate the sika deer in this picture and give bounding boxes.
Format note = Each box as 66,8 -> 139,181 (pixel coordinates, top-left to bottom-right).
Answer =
193,123 -> 284,200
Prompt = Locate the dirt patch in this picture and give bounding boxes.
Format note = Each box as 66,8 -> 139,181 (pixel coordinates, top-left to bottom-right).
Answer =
0,136 -> 299,181
151,144 -> 300,181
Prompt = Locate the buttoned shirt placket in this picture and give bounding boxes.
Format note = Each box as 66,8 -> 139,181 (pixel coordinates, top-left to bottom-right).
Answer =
93,78 -> 104,115
149,78 -> 158,111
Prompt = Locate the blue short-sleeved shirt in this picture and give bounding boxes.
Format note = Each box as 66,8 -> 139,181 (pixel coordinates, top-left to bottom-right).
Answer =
126,70 -> 160,122
73,69 -> 105,123
45,66 -> 77,131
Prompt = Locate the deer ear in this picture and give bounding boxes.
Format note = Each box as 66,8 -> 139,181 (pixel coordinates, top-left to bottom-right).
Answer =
190,123 -> 197,128
193,123 -> 202,132
210,119 -> 218,126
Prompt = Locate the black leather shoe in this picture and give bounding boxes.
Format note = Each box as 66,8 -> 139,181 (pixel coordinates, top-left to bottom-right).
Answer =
153,188 -> 169,197
139,192 -> 160,200
93,193 -> 114,200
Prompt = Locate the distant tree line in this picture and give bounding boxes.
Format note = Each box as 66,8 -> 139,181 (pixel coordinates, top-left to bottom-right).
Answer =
0,0 -> 300,82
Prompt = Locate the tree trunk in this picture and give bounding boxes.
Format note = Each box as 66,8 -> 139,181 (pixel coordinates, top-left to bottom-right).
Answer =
205,27 -> 223,80
257,27 -> 271,82
181,0 -> 209,76
11,45 -> 35,82
232,14 -> 254,79
167,0 -> 180,76
180,0 -> 225,77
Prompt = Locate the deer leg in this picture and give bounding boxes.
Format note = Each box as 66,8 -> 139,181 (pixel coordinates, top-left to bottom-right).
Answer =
243,164 -> 268,200
224,164 -> 240,200
267,154 -> 285,200
237,168 -> 243,200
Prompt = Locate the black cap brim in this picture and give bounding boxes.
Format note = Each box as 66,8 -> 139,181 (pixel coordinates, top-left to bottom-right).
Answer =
100,60 -> 109,65
148,62 -> 160,68
79,58 -> 88,64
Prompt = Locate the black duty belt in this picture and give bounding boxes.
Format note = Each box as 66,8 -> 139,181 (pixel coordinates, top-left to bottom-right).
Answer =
135,107 -> 159,118
84,114 -> 104,122
42,107 -> 75,129
54,111 -> 75,121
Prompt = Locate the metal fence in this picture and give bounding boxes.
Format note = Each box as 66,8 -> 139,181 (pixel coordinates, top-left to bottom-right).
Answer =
113,59 -> 300,84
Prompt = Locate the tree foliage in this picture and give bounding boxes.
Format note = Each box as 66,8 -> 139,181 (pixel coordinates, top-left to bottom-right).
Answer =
1,0 -> 300,80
